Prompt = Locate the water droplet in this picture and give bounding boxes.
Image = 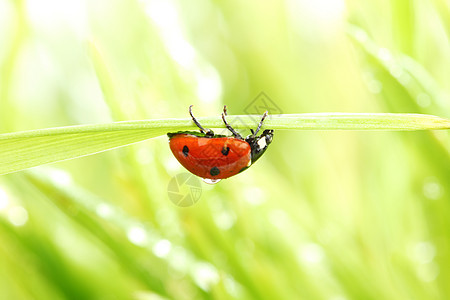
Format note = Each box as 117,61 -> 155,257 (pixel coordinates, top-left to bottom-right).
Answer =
202,178 -> 221,184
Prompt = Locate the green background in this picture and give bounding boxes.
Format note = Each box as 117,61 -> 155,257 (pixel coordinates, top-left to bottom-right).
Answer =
0,0 -> 449,299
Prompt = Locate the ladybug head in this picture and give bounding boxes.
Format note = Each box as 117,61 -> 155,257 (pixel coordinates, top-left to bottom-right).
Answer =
245,129 -> 274,164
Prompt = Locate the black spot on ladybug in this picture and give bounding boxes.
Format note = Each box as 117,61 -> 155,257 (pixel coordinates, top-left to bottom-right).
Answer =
221,146 -> 230,156
210,167 -> 220,176
182,145 -> 189,156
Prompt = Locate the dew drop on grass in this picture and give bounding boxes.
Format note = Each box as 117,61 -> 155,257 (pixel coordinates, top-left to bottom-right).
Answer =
202,178 -> 221,184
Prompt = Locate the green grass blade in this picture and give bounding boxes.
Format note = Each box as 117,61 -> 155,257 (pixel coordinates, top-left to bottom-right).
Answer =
0,113 -> 448,175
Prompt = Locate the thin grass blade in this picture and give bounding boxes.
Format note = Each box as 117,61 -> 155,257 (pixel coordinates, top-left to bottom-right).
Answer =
0,113 -> 448,175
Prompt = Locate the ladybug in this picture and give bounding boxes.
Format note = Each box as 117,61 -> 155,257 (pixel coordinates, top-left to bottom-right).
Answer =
168,105 -> 274,183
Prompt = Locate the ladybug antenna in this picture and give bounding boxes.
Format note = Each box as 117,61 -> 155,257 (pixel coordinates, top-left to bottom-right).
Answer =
222,105 -> 243,139
253,110 -> 268,136
189,105 -> 214,136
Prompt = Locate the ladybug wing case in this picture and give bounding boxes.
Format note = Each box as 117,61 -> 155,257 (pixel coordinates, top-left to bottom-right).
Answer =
169,134 -> 251,179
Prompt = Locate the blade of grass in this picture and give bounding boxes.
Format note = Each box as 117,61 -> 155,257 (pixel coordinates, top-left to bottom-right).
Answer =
0,113 -> 448,175
347,24 -> 450,115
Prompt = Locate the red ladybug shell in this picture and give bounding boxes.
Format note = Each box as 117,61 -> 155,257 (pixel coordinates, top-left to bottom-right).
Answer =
169,134 -> 251,179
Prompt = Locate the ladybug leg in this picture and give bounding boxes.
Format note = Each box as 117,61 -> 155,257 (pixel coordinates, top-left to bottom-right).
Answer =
222,105 -> 243,139
253,111 -> 268,136
189,105 -> 214,137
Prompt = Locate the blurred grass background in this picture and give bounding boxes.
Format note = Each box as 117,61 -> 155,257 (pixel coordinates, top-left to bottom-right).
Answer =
0,0 -> 449,299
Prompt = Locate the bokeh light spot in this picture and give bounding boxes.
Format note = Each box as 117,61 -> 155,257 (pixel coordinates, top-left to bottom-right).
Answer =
153,239 -> 172,258
412,241 -> 436,264
378,48 -> 393,62
127,226 -> 148,246
8,206 -> 29,227
243,187 -> 266,206
298,243 -> 325,264
213,211 -> 236,230
416,93 -> 431,108
49,169 -> 72,186
192,262 -> 220,291
95,203 -> 114,219
423,178 -> 442,200
417,262 -> 439,282
367,79 -> 382,94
